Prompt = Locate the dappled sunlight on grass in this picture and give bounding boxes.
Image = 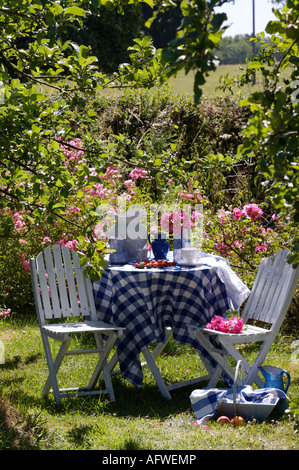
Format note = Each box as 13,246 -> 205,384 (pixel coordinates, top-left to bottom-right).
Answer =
0,320 -> 299,449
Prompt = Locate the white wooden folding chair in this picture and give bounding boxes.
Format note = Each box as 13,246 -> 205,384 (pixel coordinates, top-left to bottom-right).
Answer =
30,245 -> 124,404
189,249 -> 299,388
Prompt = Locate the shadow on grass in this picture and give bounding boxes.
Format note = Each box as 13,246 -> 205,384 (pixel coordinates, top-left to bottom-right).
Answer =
37,374 -> 205,422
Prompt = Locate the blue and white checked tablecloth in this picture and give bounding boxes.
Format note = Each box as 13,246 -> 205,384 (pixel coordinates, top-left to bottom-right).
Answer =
92,253 -> 250,387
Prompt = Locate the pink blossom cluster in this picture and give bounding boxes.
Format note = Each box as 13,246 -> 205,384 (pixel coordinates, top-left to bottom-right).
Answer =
213,239 -> 229,255
233,203 -> 263,221
89,183 -> 111,198
2,208 -> 27,233
55,237 -> 78,251
213,203 -> 272,256
255,245 -> 267,252
0,308 -> 11,318
129,168 -> 149,179
161,210 -> 194,235
180,190 -> 194,200
20,253 -> 30,272
206,315 -> 244,333
100,165 -> 122,180
63,205 -> 81,216
41,237 -> 52,245
124,180 -> 135,188
218,204 -> 263,224
60,138 -> 85,166
180,182 -> 202,202
120,168 -> 150,200
13,212 -> 27,232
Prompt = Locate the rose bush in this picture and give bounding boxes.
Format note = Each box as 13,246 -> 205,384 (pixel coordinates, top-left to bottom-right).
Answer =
0,137 -> 158,315
1,143 -> 296,319
202,202 -> 293,284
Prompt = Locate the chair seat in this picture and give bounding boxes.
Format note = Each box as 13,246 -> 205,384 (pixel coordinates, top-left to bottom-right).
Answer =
201,324 -> 270,343
42,320 -> 123,336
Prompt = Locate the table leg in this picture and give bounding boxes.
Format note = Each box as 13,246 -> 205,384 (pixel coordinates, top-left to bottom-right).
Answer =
141,347 -> 172,400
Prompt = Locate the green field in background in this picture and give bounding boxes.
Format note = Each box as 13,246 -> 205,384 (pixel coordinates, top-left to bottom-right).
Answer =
167,63 -> 292,99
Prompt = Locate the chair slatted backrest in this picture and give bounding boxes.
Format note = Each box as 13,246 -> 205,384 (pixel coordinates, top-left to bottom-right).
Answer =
242,249 -> 299,327
30,245 -> 97,325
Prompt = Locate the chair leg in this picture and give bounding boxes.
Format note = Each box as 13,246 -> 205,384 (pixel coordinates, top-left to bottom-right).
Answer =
190,329 -> 238,387
207,364 -> 223,388
87,332 -> 118,397
101,364 -> 115,401
107,350 -> 119,374
42,335 -> 71,403
219,339 -> 265,388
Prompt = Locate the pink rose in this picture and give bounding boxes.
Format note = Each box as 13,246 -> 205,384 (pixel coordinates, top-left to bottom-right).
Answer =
22,260 -> 30,272
41,237 -> 52,245
255,245 -> 267,252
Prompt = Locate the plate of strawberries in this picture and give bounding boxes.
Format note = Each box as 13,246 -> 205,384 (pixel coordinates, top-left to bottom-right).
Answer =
134,259 -> 177,269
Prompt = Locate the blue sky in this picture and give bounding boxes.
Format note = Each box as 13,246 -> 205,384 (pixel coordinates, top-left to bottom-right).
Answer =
215,0 -> 278,37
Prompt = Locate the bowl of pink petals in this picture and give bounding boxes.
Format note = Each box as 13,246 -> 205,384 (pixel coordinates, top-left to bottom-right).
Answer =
205,315 -> 244,334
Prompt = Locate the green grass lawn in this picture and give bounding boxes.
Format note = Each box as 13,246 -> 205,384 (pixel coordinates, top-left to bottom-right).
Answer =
0,317 -> 298,450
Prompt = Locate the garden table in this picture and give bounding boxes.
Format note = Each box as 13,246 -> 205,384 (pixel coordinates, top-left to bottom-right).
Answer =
92,252 -> 250,390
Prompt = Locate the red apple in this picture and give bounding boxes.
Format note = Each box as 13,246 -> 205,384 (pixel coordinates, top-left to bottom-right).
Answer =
217,416 -> 230,425
231,416 -> 245,426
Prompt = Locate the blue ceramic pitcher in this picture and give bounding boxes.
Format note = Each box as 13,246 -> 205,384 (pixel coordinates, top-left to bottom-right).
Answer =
148,232 -> 169,260
259,366 -> 290,415
259,366 -> 290,393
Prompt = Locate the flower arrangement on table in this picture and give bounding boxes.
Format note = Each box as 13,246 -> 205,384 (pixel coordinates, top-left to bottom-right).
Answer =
161,210 -> 194,235
159,210 -> 203,256
205,310 -> 244,334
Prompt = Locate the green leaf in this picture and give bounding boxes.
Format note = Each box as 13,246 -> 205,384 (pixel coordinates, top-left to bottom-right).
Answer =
265,20 -> 286,35
64,6 -> 86,17
31,123 -> 41,135
49,2 -> 63,15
